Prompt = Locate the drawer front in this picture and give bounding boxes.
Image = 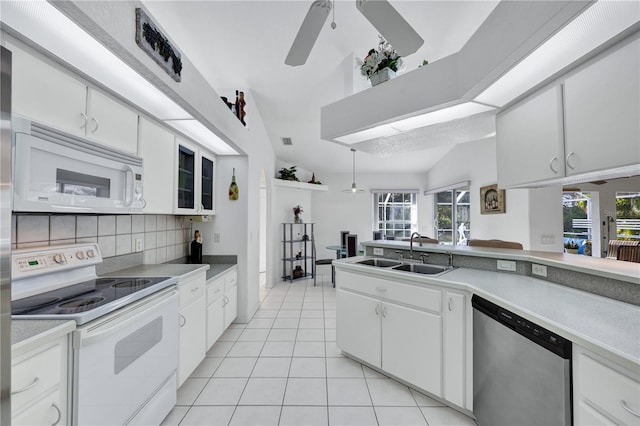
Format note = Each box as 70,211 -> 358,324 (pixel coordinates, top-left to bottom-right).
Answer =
179,273 -> 206,308
12,344 -> 62,413
12,390 -> 63,426
578,351 -> 640,425
225,269 -> 238,291
338,270 -> 441,313
207,280 -> 225,304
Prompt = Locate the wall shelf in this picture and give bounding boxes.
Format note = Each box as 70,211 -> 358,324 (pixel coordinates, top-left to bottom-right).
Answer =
273,179 -> 328,192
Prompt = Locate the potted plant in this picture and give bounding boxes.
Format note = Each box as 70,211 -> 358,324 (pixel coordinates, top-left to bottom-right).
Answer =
278,166 -> 299,181
360,36 -> 403,86
564,240 -> 579,254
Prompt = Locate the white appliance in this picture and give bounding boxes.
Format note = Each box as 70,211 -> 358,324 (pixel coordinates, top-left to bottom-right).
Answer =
11,244 -> 178,425
12,117 -> 145,213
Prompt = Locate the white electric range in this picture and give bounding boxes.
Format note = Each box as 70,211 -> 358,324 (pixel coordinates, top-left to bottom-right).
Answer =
12,243 -> 179,426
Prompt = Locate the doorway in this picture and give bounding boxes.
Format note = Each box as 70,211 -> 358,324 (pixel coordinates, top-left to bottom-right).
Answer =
259,170 -> 268,294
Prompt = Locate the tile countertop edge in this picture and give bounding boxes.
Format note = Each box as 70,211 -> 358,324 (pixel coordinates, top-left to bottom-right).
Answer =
334,259 -> 640,373
361,240 -> 640,285
11,319 -> 76,358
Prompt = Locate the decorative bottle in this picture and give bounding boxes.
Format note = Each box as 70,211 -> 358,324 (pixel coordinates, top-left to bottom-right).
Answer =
228,168 -> 239,201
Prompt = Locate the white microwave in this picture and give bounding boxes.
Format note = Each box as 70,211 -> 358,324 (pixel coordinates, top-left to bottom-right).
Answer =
12,118 -> 145,213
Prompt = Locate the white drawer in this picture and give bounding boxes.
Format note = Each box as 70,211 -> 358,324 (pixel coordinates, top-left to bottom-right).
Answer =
578,351 -> 640,425
338,270 -> 441,313
225,269 -> 238,291
12,344 -> 62,413
179,273 -> 206,308
12,390 -> 63,426
207,280 -> 225,304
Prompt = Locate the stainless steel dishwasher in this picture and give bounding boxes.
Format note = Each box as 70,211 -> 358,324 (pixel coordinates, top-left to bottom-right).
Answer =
472,295 -> 572,426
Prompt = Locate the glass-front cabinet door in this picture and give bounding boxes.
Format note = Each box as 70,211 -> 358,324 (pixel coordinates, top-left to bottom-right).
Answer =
175,138 -> 198,214
200,150 -> 215,214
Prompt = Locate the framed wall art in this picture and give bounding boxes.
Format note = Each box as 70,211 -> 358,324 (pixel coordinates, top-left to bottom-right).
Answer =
480,184 -> 506,214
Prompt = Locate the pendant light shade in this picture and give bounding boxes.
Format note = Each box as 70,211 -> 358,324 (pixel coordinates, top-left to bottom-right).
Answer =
343,148 -> 365,193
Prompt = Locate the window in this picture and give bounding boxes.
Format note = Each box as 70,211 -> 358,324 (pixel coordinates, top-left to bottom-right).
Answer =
616,192 -> 640,241
435,187 -> 470,245
563,191 -> 591,247
373,192 -> 418,239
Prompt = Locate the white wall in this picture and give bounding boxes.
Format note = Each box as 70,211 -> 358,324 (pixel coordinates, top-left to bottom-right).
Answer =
423,138 -> 563,251
312,172 -> 429,261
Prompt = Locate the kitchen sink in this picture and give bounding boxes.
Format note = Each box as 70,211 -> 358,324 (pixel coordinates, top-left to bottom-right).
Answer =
356,258 -> 403,267
392,263 -> 452,275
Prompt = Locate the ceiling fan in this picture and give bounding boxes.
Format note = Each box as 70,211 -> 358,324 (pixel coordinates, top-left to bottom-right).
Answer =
285,0 -> 424,67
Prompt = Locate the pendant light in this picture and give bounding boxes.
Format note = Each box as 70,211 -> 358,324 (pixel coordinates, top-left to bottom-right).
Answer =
343,148 -> 365,193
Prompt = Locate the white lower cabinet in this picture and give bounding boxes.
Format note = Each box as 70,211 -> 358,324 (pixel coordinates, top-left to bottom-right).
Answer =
206,266 -> 238,349
178,272 -> 206,387
223,268 -> 238,329
11,335 -> 69,426
336,269 -> 471,407
574,345 -> 640,426
336,289 -> 381,367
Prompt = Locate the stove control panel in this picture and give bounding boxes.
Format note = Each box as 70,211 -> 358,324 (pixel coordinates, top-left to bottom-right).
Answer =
13,243 -> 103,277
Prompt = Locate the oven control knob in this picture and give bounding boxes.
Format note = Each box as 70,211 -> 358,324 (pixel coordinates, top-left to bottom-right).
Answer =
53,253 -> 65,264
76,251 -> 85,260
86,249 -> 96,258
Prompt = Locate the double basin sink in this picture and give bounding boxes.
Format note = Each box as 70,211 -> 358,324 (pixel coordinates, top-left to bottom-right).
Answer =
356,258 -> 454,276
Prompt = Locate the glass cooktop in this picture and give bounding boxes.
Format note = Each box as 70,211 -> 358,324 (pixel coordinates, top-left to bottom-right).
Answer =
12,276 -> 175,324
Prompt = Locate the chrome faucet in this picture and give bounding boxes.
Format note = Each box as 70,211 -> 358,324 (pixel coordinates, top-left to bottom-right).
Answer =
448,252 -> 454,268
409,232 -> 422,259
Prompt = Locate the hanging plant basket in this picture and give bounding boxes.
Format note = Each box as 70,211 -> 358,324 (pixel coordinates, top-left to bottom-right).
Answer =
369,67 -> 396,86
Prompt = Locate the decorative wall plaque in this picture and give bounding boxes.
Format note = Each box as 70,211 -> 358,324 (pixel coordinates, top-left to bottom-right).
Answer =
480,184 -> 506,214
135,8 -> 182,82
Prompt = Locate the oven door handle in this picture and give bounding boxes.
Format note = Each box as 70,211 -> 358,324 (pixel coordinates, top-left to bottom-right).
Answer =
77,287 -> 178,348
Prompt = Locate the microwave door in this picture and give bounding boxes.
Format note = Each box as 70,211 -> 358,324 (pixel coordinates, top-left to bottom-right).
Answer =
13,133 -> 132,213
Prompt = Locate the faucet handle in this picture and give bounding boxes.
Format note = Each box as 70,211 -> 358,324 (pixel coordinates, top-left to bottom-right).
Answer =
394,250 -> 404,259
419,253 -> 429,263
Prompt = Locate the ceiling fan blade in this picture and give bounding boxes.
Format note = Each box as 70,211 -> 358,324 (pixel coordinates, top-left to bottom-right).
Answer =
285,0 -> 332,66
356,0 -> 424,57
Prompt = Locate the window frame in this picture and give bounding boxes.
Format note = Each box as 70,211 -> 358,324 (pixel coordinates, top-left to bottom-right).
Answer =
372,191 -> 418,239
434,186 -> 471,245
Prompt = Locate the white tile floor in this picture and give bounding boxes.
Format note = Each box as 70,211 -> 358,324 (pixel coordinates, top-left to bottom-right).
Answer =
161,274 -> 478,426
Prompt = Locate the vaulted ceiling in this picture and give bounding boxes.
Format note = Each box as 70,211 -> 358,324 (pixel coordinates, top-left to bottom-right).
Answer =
142,1 -> 499,174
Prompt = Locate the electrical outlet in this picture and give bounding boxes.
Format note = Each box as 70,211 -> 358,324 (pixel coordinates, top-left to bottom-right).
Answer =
214,233 -> 221,243
532,264 -> 548,277
373,248 -> 384,256
135,238 -> 143,252
541,234 -> 555,245
497,260 -> 516,272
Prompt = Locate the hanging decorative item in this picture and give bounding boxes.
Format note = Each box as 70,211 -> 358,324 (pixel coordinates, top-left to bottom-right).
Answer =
220,90 -> 247,126
135,8 -> 182,82
360,36 -> 402,86
228,168 -> 239,201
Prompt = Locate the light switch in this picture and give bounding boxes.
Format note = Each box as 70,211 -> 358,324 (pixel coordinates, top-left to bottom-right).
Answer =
373,248 -> 384,256
497,260 -> 516,272
532,264 -> 547,277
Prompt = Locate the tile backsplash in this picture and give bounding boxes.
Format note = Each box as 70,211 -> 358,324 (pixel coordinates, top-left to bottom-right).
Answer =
12,214 -> 193,264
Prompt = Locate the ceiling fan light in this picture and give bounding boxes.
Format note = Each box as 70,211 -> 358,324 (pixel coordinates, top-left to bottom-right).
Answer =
356,0 -> 424,57
285,0 -> 332,66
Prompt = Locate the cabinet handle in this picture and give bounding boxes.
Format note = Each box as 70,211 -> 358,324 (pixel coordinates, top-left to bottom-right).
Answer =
621,400 -> 640,418
448,298 -> 453,311
566,152 -> 576,169
51,402 -> 62,426
11,377 -> 40,395
375,304 -> 379,316
381,305 -> 387,318
179,314 -> 186,327
223,295 -> 229,306
214,288 -> 220,294
191,287 -> 200,292
376,286 -> 387,292
90,117 -> 100,133
80,112 -> 88,129
549,157 -> 559,174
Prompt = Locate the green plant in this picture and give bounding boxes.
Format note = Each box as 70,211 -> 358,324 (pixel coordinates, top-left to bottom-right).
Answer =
564,240 -> 579,249
278,166 -> 299,181
360,36 -> 403,78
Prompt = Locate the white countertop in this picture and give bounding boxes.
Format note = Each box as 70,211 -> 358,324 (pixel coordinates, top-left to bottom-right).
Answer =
103,263 -> 209,280
335,258 -> 640,372
11,319 -> 76,358
362,240 -> 640,285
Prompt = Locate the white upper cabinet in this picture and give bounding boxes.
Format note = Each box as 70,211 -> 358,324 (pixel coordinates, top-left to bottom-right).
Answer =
85,88 -> 139,154
9,41 -> 139,154
138,117 -> 175,214
496,36 -> 640,188
175,138 -> 216,215
563,36 -> 640,176
497,85 -> 565,187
